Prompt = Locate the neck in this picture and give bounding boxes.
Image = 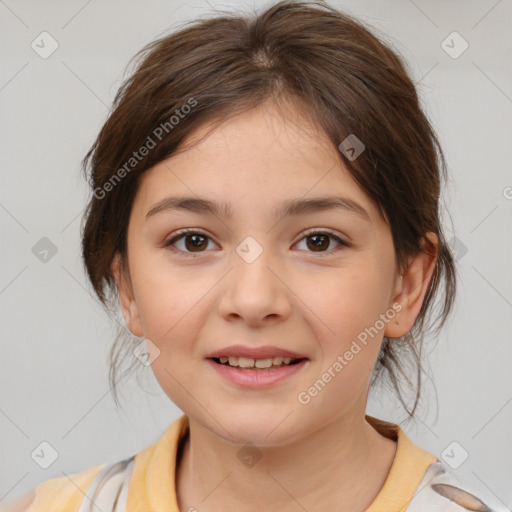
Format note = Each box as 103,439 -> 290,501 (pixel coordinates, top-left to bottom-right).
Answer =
176,413 -> 397,512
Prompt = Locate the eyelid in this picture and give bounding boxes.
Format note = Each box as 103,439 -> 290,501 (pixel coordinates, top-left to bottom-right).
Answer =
168,227 -> 212,239
298,227 -> 346,243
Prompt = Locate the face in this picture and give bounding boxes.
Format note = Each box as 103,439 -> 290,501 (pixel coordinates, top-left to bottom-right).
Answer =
114,100 -> 431,447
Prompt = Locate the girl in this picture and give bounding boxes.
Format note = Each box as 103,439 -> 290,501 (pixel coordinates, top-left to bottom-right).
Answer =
8,1 -> 500,510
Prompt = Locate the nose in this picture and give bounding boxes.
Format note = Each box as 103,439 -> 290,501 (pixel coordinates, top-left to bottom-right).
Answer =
217,245 -> 292,326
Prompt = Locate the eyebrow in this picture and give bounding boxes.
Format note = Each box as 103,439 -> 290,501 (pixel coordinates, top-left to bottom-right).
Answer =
145,195 -> 371,222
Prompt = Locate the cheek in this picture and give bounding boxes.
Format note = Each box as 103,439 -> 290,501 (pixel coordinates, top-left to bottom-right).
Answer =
304,274 -> 387,408
129,245 -> 212,338
305,264 -> 391,335
128,261 -> 217,408
303,264 -> 391,386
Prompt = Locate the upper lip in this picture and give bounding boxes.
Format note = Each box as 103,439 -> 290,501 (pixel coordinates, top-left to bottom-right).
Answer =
206,345 -> 308,360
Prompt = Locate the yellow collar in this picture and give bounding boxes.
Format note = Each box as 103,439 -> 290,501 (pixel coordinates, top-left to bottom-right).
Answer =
126,413 -> 438,511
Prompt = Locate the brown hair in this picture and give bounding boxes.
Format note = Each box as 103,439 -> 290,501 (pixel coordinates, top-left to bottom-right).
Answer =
80,0 -> 457,421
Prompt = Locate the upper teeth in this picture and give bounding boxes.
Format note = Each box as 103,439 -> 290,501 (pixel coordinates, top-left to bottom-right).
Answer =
219,356 -> 295,368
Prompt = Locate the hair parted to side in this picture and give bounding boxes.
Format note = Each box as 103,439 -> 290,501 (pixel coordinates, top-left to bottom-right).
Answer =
80,0 -> 457,421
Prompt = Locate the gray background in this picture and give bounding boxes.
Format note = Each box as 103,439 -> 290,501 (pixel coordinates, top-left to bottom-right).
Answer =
1,0 -> 511,509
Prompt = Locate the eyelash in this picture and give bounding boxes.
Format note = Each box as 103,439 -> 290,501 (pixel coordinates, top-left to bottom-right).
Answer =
163,228 -> 349,258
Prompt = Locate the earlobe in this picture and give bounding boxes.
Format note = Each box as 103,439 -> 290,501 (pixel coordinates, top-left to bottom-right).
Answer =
384,233 -> 438,338
111,252 -> 144,337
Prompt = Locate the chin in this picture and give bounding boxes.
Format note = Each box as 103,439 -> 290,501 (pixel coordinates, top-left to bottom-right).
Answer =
209,408 -> 302,447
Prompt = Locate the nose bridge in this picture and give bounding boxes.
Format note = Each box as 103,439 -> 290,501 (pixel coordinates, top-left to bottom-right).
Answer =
233,234 -> 278,297
218,234 -> 291,322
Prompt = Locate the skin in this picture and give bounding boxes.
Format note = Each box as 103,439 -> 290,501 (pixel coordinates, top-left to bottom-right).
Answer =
113,99 -> 438,512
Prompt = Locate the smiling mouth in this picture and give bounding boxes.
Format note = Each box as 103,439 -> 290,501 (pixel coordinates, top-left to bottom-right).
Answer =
210,356 -> 306,370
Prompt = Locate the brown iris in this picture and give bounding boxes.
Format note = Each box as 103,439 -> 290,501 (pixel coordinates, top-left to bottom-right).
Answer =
184,234 -> 208,252
306,234 -> 330,252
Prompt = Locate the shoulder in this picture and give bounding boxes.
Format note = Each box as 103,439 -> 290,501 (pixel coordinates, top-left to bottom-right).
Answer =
2,463 -> 105,512
408,461 -> 505,511
1,490 -> 36,512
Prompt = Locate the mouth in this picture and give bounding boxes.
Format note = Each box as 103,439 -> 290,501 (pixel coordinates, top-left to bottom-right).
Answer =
209,356 -> 307,371
206,355 -> 309,388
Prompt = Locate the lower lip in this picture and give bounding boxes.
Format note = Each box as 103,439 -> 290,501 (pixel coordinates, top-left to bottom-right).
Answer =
206,359 -> 308,388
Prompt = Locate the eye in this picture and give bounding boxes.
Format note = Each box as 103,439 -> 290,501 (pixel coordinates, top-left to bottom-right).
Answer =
164,229 -> 218,256
294,229 -> 349,255
164,228 -> 349,257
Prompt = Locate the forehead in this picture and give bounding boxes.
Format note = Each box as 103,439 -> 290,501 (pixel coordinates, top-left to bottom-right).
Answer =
132,102 -> 380,224
174,101 -> 337,174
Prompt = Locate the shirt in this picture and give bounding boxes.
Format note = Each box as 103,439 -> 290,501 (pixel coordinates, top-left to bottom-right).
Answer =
24,413 -> 499,511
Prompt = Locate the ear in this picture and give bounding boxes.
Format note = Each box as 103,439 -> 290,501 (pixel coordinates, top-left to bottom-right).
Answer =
111,252 -> 144,337
384,232 -> 438,338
